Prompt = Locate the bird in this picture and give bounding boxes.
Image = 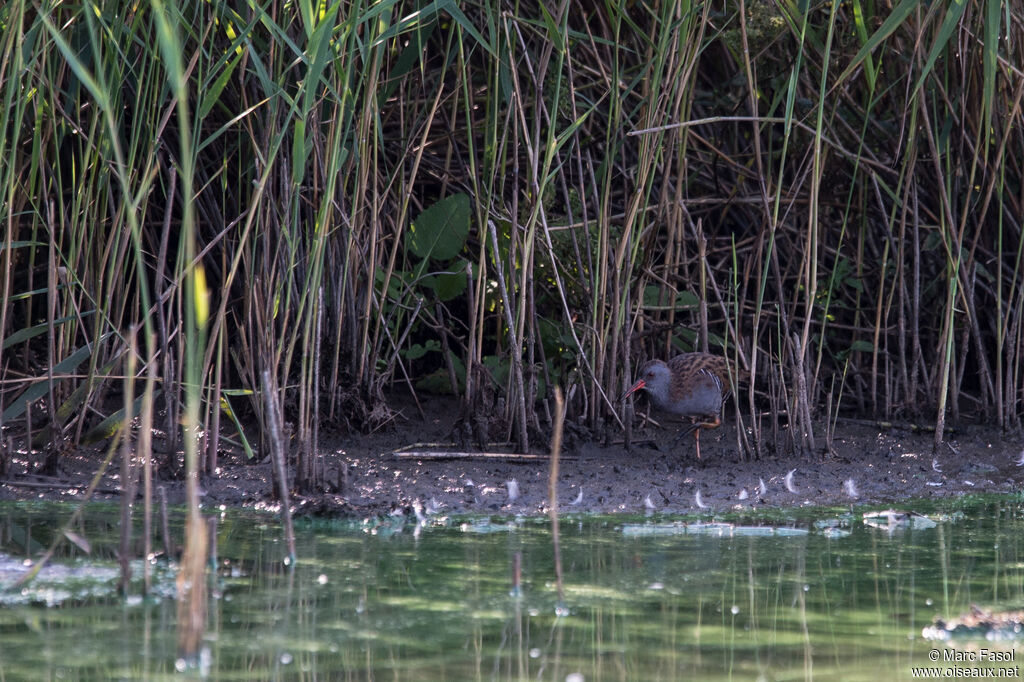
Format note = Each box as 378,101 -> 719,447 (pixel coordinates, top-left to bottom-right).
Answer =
622,352 -> 744,460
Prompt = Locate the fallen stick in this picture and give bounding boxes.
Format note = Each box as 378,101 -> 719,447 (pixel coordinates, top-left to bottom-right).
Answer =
392,450 -> 575,462
1,478 -> 126,496
392,441 -> 514,453
835,417 -> 954,433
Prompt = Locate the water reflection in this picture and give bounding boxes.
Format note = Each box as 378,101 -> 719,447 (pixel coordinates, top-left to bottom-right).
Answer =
0,498 -> 1021,680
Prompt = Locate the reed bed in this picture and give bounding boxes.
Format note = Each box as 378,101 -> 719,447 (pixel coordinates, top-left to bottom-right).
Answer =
1,0 -> 1022,478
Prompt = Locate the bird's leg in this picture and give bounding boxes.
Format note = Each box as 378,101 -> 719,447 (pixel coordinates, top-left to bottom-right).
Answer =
699,416 -> 722,430
687,416 -> 722,461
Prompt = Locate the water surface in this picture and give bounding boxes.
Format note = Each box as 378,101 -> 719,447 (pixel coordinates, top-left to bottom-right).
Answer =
0,497 -> 1022,680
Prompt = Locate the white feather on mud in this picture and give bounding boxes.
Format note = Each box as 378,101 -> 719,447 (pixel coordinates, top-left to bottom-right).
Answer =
843,479 -> 859,499
784,469 -> 797,493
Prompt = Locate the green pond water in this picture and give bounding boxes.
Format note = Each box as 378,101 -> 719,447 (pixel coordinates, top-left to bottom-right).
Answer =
1,497 -> 1023,681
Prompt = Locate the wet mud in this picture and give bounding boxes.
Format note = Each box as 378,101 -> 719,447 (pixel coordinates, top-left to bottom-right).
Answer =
3,396 -> 1023,518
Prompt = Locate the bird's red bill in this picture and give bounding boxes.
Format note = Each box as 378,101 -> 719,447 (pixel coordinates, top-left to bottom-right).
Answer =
622,379 -> 645,400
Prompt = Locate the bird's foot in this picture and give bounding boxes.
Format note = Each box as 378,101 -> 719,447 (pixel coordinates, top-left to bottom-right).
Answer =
671,423 -> 701,445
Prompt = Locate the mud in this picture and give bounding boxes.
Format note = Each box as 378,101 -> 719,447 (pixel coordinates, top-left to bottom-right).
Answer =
3,396 -> 1023,517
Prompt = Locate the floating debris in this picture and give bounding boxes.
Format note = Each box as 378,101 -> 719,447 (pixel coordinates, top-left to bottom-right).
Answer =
0,554 -> 178,606
622,522 -> 809,538
746,526 -> 810,537
922,605 -> 1024,645
862,509 -> 937,531
821,526 -> 852,539
813,517 -> 853,538
459,519 -> 520,534
785,527 -> 814,537
689,522 -> 735,535
622,521 -> 685,536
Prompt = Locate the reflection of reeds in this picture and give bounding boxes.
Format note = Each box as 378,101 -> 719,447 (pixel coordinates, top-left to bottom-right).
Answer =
263,368 -> 296,562
0,0 -> 1021,508
176,510 -> 208,659
118,328 -> 138,593
549,387 -> 565,606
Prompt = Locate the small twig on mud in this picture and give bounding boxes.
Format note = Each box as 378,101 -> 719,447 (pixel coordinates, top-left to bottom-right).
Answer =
389,448 -> 573,458
835,417 -> 955,433
0,478 -> 126,496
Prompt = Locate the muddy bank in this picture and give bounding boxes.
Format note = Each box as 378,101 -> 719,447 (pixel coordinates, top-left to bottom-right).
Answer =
3,397 -> 1023,517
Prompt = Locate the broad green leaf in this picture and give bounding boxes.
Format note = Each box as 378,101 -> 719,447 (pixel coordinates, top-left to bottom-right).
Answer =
404,340 -> 440,360
642,286 -> 699,310
481,354 -> 510,388
415,353 -> 466,394
422,271 -> 468,301
407,193 -> 471,261
674,290 -> 700,309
